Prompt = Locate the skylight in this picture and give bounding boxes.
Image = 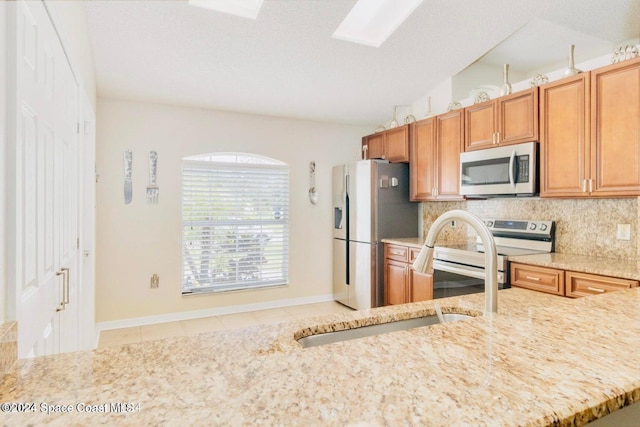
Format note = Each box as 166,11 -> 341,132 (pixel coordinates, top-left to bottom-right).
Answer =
332,0 -> 424,48
188,0 -> 264,20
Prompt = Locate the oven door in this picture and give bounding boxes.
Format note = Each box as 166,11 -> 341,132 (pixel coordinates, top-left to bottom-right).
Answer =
432,260 -> 506,299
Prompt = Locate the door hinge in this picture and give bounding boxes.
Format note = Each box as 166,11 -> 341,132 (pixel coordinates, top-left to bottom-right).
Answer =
77,237 -> 80,249
77,122 -> 81,134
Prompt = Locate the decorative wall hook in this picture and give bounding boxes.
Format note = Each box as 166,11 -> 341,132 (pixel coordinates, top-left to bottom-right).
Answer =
309,161 -> 318,205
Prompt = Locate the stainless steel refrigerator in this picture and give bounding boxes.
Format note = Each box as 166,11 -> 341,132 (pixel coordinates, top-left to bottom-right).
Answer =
332,160 -> 418,310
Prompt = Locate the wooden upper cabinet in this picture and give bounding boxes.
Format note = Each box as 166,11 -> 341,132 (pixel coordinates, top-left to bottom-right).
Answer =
409,111 -> 464,201
464,88 -> 539,151
436,110 -> 464,199
385,126 -> 410,162
540,73 -> 590,197
409,117 -> 437,201
541,57 -> 640,198
362,125 -> 409,163
464,101 -> 497,151
590,57 -> 640,197
363,133 -> 384,160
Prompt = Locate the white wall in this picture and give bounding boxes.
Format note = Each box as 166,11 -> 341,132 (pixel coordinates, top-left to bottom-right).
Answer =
96,98 -> 368,323
44,0 -> 97,108
0,1 -> 7,322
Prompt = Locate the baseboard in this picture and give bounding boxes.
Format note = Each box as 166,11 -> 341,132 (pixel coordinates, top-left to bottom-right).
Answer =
96,294 -> 335,332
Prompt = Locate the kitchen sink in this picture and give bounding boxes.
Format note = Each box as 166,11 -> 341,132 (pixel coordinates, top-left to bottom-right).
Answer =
297,313 -> 473,348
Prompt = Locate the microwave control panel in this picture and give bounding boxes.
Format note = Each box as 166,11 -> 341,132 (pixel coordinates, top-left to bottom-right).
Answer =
516,155 -> 529,183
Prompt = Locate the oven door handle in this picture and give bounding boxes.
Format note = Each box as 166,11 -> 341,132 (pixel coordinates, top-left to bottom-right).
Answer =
433,260 -> 504,283
509,149 -> 516,188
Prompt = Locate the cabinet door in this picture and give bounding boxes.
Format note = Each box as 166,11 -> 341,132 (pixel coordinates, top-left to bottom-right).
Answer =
464,100 -> 496,151
436,110 -> 464,200
385,260 -> 408,305
364,133 -> 385,160
498,88 -> 539,145
540,73 -> 590,197
409,248 -> 432,301
410,270 -> 433,302
565,271 -> 638,298
591,57 -> 640,196
385,126 -> 410,162
510,263 -> 565,296
409,118 -> 436,201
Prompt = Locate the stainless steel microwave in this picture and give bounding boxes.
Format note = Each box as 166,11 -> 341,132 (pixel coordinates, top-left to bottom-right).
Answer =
460,141 -> 538,197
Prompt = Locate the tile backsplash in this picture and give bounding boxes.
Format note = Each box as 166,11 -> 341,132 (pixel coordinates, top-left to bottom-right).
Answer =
421,197 -> 639,260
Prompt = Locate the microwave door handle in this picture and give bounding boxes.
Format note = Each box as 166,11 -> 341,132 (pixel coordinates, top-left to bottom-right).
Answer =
509,150 -> 516,188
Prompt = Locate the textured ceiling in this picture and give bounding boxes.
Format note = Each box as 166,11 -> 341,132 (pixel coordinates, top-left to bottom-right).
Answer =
85,0 -> 640,126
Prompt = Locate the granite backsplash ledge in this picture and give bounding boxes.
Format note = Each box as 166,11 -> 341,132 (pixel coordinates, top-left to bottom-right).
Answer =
420,197 -> 640,260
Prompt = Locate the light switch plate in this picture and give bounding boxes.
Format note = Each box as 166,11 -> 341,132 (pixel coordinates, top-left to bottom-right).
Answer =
616,224 -> 631,240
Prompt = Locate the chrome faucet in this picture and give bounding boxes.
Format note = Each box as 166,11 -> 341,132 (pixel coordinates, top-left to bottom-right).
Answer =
412,210 -> 498,314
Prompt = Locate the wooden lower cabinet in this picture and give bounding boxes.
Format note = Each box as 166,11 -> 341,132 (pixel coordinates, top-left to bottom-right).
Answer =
511,263 -> 565,296
384,244 -> 433,305
510,262 -> 638,298
385,259 -> 409,305
565,271 -> 638,298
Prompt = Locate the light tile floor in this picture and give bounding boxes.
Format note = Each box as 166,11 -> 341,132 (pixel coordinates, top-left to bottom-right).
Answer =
98,301 -> 353,348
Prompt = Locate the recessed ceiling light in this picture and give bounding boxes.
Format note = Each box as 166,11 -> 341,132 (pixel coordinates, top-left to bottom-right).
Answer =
188,0 -> 264,20
332,0 -> 424,48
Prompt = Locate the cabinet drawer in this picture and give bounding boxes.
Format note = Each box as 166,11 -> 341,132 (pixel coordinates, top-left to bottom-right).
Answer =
510,263 -> 565,296
565,271 -> 639,298
385,244 -> 409,262
409,247 -> 424,264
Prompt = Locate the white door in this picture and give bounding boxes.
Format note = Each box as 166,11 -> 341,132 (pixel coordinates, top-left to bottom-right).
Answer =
58,55 -> 80,353
79,92 -> 96,350
10,0 -> 80,358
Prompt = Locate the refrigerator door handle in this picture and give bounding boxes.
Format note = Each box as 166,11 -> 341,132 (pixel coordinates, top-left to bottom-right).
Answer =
334,207 -> 343,229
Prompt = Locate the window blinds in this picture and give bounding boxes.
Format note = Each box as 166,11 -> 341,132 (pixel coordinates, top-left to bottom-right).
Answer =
182,159 -> 289,294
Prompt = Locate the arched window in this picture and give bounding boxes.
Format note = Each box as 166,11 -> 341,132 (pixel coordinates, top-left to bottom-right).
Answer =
181,153 -> 289,294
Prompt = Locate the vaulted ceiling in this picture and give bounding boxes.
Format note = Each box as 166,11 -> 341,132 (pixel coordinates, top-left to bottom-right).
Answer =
85,0 -> 640,126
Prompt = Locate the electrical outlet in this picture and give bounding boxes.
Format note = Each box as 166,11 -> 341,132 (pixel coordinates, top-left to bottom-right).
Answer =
150,274 -> 160,288
450,220 -> 456,228
616,224 -> 631,241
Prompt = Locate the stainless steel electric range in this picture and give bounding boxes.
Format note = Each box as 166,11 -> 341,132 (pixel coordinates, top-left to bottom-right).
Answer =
431,218 -> 555,299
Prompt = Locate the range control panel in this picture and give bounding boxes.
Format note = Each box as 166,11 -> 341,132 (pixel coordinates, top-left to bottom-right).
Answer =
483,219 -> 555,236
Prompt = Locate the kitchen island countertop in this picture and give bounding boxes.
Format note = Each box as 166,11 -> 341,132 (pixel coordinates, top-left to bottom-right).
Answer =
2,287 -> 640,426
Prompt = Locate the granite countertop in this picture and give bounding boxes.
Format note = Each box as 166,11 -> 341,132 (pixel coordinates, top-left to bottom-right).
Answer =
381,237 -> 424,248
2,287 -> 640,426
